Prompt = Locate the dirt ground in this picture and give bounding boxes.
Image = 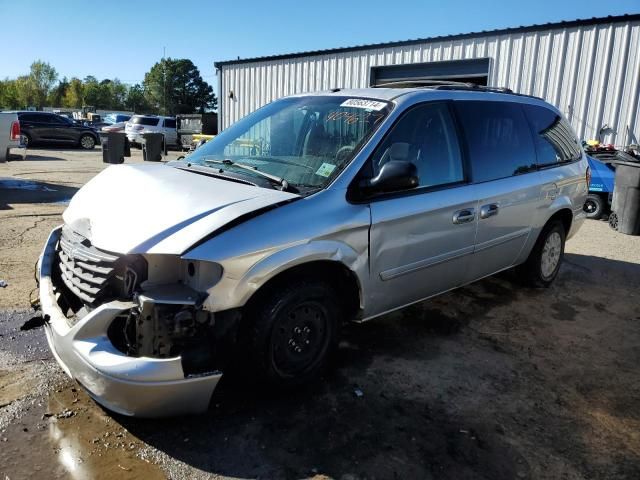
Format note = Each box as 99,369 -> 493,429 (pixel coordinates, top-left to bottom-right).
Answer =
1,148 -> 639,479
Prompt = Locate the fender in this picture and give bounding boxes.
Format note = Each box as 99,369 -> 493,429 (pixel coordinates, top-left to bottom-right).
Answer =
198,239 -> 368,313
515,194 -> 582,265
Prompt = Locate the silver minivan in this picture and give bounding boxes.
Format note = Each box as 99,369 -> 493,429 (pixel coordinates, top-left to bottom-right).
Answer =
38,86 -> 588,416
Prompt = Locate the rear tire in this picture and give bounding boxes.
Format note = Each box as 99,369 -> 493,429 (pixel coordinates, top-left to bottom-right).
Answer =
79,134 -> 96,150
517,220 -> 566,288
246,280 -> 341,387
583,194 -> 605,220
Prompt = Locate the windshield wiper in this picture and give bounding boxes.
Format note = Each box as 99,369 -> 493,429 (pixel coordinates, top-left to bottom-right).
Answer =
173,163 -> 257,186
204,159 -> 292,191
244,156 -> 314,171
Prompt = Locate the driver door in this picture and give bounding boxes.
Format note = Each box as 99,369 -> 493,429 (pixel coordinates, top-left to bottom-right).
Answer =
365,102 -> 478,314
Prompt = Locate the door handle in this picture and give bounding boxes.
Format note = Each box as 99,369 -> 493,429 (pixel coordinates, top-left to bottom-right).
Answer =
480,203 -> 499,219
453,208 -> 476,224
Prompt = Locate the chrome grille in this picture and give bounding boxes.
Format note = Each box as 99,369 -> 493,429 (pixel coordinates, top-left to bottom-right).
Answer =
57,226 -> 119,305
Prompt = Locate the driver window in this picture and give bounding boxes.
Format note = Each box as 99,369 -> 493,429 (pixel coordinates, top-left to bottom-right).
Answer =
49,114 -> 68,124
370,103 -> 464,188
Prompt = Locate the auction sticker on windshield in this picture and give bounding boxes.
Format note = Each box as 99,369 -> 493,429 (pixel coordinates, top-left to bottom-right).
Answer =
340,99 -> 387,111
316,162 -> 337,177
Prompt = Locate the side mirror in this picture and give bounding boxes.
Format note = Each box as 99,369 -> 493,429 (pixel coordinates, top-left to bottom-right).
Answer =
360,161 -> 419,195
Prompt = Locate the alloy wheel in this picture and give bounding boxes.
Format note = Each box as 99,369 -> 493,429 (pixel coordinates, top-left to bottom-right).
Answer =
80,136 -> 95,149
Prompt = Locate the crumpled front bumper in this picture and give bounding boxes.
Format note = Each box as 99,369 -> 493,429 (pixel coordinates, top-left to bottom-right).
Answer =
38,226 -> 221,417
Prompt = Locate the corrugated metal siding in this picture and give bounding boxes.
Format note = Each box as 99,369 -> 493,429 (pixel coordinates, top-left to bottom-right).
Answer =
219,19 -> 640,146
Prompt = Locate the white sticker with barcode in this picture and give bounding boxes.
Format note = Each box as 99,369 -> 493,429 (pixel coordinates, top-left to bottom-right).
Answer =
340,98 -> 387,111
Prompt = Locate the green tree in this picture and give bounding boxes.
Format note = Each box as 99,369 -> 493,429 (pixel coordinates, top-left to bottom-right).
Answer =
107,79 -> 128,110
28,60 -> 58,108
63,77 -> 84,108
125,84 -> 150,113
15,76 -> 36,108
83,76 -> 107,108
48,77 -> 69,107
143,58 -> 216,115
0,79 -> 21,109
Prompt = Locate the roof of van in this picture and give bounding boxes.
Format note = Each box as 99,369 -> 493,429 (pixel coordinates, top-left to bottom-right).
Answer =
290,85 -> 546,103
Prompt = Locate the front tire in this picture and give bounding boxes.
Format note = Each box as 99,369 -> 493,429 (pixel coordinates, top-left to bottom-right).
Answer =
517,220 -> 566,287
247,280 -> 341,387
79,134 -> 96,150
583,194 -> 605,220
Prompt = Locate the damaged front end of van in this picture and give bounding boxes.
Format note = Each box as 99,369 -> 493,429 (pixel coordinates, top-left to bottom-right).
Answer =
37,163 -> 299,417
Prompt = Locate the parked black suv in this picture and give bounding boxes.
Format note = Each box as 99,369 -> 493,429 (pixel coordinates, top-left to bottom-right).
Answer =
17,111 -> 100,149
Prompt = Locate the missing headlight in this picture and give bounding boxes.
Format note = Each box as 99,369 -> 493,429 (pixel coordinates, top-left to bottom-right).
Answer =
120,255 -> 148,298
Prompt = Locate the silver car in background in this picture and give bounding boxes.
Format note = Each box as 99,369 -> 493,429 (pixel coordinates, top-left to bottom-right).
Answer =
125,114 -> 177,147
38,86 -> 588,416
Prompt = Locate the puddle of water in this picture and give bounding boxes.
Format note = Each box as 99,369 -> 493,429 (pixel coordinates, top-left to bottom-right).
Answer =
0,178 -> 58,192
0,387 -> 165,480
0,178 -> 74,205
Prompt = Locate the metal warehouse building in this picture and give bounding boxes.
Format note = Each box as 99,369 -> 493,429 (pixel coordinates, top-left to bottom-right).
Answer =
215,14 -> 640,146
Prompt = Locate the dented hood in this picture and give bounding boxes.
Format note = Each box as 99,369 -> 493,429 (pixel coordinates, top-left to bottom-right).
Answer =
63,163 -> 298,254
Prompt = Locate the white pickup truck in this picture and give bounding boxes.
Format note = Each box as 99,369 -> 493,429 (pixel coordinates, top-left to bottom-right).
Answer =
0,111 -> 26,162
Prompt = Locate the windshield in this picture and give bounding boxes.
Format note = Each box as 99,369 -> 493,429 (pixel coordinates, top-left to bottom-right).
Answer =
181,96 -> 391,189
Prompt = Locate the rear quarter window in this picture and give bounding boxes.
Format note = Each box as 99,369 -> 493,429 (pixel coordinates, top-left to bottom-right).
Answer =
132,116 -> 160,126
522,104 -> 582,167
21,113 -> 47,122
455,101 -> 536,183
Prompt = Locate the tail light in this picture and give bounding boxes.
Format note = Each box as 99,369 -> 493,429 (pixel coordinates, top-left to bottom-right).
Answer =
586,165 -> 591,187
10,120 -> 20,141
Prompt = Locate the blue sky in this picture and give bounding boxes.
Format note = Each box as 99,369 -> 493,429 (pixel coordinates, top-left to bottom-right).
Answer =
1,0 -> 638,93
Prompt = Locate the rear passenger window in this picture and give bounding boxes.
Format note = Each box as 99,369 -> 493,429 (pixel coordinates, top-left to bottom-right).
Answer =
164,119 -> 176,129
455,101 -> 536,182
523,105 -> 582,166
370,102 -> 464,188
133,116 -> 160,126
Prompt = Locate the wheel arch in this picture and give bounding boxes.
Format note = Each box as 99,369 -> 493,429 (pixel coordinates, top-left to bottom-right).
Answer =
547,207 -> 573,235
517,206 -> 574,266
244,260 -> 362,321
79,132 -> 97,144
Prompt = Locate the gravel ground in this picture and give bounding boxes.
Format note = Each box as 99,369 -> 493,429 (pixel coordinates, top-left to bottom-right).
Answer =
1,148 -> 639,479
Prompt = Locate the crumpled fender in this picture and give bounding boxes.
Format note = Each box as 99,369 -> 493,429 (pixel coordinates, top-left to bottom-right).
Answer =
200,239 -> 367,313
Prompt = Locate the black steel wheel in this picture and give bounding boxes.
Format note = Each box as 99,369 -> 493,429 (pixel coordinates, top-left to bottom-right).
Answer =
247,280 -> 341,386
583,194 -> 605,220
609,211 -> 619,230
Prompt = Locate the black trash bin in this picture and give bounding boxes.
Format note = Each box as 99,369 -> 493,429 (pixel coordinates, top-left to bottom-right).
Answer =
610,160 -> 640,235
101,132 -> 129,164
141,133 -> 166,162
